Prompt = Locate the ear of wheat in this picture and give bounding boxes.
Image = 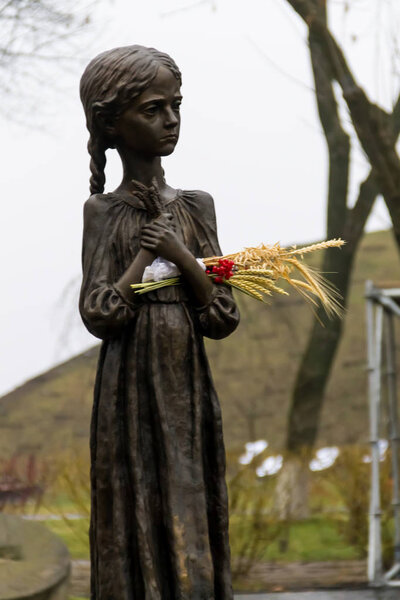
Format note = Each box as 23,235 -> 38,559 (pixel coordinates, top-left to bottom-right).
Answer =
131,239 -> 345,318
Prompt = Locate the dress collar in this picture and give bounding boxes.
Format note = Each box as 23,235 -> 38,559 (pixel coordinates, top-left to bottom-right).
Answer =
111,189 -> 182,211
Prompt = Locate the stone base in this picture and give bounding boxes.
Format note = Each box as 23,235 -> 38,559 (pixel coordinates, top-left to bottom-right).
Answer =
0,514 -> 70,600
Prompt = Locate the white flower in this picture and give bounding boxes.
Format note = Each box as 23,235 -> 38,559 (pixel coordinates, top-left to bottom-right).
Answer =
239,440 -> 268,465
256,455 -> 283,477
363,439 -> 388,463
309,447 -> 339,471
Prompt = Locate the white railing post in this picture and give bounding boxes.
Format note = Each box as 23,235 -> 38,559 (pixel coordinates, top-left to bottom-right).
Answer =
366,280 -> 383,585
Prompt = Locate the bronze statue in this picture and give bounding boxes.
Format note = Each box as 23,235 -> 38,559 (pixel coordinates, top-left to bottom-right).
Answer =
79,45 -> 240,599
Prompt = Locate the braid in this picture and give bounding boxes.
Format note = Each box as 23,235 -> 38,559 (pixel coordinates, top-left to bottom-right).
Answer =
87,135 -> 106,195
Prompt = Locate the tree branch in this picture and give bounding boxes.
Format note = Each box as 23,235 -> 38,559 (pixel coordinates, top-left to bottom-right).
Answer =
309,26 -> 349,237
284,0 -> 400,206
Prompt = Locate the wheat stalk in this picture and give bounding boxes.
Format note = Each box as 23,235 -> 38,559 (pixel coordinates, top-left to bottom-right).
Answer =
287,239 -> 345,256
204,239 -> 344,270
231,273 -> 289,296
229,280 -> 264,301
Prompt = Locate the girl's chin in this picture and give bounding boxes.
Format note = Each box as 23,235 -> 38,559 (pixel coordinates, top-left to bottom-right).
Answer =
159,145 -> 178,156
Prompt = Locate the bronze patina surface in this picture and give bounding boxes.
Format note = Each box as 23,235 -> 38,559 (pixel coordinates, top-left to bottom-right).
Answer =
79,46 -> 239,599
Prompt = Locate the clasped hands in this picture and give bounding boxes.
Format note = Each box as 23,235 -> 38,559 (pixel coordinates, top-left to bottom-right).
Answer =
140,213 -> 189,268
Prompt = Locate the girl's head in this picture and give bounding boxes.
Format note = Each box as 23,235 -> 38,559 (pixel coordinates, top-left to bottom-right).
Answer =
80,45 -> 182,195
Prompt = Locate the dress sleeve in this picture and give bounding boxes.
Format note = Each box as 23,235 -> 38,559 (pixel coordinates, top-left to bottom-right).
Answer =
191,192 -> 240,340
79,196 -> 136,340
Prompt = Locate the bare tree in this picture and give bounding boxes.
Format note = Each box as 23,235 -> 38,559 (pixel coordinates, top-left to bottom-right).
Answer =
277,0 -> 400,517
0,0 -> 93,113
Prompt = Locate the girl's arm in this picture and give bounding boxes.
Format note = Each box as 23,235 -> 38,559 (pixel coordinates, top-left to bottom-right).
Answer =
80,195 -> 147,339
140,219 -> 213,307
115,247 -> 156,301
115,213 -> 174,303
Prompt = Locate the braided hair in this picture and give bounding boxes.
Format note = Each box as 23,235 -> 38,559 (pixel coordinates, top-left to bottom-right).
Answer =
80,46 -> 182,195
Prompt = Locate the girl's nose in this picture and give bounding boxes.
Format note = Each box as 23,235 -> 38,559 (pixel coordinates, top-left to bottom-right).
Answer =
164,106 -> 179,127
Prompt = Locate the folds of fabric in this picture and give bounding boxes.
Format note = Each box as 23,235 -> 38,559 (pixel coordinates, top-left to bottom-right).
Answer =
80,190 -> 240,599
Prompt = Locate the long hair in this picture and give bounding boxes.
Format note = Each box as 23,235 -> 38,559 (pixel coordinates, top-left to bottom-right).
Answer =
80,45 -> 182,195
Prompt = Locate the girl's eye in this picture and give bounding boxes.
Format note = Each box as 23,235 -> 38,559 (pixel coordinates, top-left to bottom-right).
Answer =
172,103 -> 181,112
143,105 -> 158,115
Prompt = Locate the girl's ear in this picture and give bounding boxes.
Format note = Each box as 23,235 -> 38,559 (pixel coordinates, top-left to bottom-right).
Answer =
103,122 -> 117,139
94,110 -> 117,145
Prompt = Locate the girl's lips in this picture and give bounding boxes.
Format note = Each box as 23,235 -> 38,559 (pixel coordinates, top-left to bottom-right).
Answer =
160,135 -> 178,142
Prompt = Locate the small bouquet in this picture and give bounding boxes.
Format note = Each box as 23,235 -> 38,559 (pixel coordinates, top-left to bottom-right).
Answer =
131,239 -> 345,318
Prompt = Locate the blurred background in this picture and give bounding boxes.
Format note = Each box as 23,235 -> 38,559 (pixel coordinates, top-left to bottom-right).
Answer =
1,0 -> 400,596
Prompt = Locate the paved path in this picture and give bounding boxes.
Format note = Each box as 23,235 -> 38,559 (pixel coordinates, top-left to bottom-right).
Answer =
236,591 -> 400,599
70,561 -> 400,599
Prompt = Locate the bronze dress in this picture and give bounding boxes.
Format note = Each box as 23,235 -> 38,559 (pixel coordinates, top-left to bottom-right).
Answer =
79,189 -> 240,600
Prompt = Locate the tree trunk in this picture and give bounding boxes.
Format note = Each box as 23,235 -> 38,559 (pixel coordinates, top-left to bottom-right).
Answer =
274,455 -> 310,520
277,0 -> 400,519
277,0 -> 379,518
287,240 -> 366,452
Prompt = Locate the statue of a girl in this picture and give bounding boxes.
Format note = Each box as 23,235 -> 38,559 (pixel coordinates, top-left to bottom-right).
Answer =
79,45 -> 240,599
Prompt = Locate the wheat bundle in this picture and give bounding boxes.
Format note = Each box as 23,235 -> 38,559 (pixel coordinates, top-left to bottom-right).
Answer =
131,239 -> 345,318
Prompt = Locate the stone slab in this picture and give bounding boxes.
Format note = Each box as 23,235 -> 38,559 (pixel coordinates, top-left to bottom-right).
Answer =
0,514 -> 70,599
240,560 -> 367,590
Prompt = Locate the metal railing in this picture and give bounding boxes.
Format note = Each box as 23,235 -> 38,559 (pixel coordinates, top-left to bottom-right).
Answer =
365,280 -> 400,587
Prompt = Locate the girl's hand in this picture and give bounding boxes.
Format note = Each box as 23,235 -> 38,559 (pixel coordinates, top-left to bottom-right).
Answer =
140,214 -> 189,266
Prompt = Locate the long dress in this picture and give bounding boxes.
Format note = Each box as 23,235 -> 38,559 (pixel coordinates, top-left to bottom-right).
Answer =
79,188 -> 240,600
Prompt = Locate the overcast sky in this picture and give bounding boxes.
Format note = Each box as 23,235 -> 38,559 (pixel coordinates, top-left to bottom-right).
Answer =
1,0 -> 399,395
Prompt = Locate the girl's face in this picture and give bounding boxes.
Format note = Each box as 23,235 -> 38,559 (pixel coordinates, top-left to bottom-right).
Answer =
112,66 -> 182,158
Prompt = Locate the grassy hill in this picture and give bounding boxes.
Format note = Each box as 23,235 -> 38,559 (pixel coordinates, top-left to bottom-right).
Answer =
1,229 -> 399,459
0,347 -> 97,457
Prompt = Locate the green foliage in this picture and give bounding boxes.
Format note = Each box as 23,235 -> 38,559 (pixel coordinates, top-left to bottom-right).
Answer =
5,441 -> 395,597
7,442 -> 396,570
51,449 -> 91,518
45,517 -> 90,559
41,449 -> 91,559
35,451 -> 364,567
228,466 -> 283,580
263,517 -> 358,562
325,445 -> 394,567
226,451 -> 362,581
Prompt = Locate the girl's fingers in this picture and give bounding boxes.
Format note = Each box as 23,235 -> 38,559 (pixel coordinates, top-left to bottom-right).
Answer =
141,240 -> 157,249
141,236 -> 163,246
142,228 -> 159,237
142,224 -> 167,235
141,236 -> 158,245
